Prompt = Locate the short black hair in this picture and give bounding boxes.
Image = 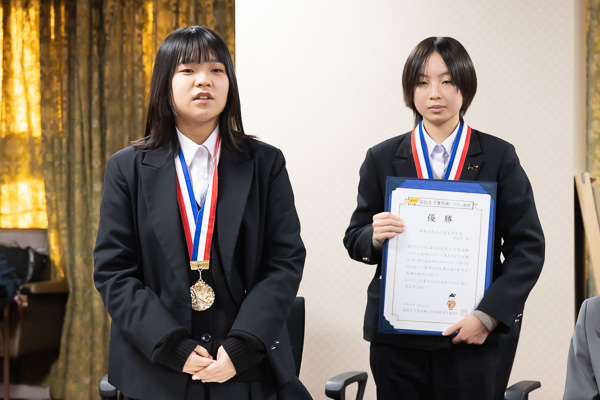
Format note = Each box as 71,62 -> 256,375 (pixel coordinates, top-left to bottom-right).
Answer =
402,37 -> 477,126
134,26 -> 249,153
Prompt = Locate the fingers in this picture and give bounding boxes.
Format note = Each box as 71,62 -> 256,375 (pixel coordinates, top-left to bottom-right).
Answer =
372,212 -> 405,244
182,347 -> 215,375
194,345 -> 213,359
452,332 -> 465,345
373,212 -> 402,223
193,346 -> 236,383
442,322 -> 460,337
442,316 -> 489,345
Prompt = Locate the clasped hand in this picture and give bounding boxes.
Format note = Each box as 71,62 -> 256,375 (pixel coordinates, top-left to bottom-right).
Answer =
183,345 -> 236,383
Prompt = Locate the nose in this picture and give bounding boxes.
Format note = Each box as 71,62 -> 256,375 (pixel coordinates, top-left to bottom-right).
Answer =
429,83 -> 441,99
195,71 -> 211,87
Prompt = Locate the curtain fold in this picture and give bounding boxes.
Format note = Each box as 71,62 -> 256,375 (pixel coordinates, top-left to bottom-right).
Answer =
588,0 -> 600,177
587,0 -> 600,297
39,1 -> 234,398
0,0 -> 48,229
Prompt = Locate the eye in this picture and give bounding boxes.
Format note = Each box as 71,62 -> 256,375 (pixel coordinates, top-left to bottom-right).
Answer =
416,81 -> 428,87
211,68 -> 225,73
442,80 -> 454,85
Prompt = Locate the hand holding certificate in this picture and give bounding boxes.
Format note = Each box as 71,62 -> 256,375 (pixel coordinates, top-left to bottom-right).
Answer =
380,178 -> 496,335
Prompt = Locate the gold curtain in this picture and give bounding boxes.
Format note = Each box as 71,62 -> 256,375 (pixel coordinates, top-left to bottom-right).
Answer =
39,0 -> 234,398
587,1 -> 600,297
0,0 -> 47,229
589,1 -> 600,177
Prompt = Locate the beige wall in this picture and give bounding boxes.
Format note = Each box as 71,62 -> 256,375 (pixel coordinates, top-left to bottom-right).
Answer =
236,1 -> 585,398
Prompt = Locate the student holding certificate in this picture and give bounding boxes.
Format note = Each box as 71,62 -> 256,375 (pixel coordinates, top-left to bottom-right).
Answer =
94,26 -> 310,400
344,37 -> 545,399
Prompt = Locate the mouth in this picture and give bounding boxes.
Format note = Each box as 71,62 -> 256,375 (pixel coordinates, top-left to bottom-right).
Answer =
193,92 -> 213,100
428,105 -> 446,113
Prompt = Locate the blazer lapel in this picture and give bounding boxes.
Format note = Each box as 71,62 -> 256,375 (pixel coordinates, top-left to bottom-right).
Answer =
217,145 -> 254,296
393,135 -> 418,178
141,148 -> 190,298
460,131 -> 484,181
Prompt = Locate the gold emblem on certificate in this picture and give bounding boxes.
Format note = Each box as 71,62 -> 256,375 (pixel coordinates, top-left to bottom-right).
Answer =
190,261 -> 214,311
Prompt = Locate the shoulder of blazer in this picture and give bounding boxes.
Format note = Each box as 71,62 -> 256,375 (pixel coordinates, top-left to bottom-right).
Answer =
369,131 -> 412,159
583,296 -> 600,319
240,137 -> 281,157
111,144 -> 175,168
469,129 -> 514,153
111,144 -> 140,161
235,137 -> 287,171
108,145 -> 146,171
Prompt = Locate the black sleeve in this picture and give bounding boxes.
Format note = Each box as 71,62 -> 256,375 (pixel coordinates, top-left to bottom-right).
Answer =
151,328 -> 200,372
344,148 -> 384,265
222,330 -> 266,374
476,144 -> 545,329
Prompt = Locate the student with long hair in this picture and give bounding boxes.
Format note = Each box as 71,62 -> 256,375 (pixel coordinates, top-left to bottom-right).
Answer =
344,37 -> 545,399
94,26 -> 311,400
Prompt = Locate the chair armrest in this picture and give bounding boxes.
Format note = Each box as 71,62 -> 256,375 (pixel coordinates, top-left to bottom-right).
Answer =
20,279 -> 68,295
505,380 -> 541,400
99,373 -> 118,399
325,371 -> 368,400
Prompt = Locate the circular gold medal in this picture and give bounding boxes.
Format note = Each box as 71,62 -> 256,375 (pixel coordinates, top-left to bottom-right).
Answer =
190,279 -> 215,311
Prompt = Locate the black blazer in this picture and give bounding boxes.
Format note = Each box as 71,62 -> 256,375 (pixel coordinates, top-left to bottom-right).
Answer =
344,129 -> 545,347
94,138 -> 305,399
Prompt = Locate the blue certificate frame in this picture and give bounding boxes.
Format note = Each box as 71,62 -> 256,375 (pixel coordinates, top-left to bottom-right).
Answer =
379,177 -> 497,335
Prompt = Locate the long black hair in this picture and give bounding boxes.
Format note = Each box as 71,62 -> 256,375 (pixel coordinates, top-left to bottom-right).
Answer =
133,26 -> 249,153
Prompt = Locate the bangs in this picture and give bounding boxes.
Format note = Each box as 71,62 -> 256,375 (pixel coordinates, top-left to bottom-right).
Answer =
175,30 -> 226,65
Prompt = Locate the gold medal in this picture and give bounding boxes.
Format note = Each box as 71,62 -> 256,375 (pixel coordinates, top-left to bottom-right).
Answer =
190,279 -> 215,311
190,262 -> 214,311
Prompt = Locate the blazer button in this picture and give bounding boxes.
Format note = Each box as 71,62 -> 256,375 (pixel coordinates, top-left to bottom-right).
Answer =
362,257 -> 370,262
200,333 -> 212,343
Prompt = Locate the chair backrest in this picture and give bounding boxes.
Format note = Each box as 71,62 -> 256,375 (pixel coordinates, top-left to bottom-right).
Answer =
286,296 -> 305,376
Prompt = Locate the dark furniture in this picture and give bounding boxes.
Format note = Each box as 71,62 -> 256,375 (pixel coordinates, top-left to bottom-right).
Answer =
1,278 -> 68,399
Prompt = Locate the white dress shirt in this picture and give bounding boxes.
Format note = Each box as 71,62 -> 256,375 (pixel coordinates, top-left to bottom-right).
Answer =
176,126 -> 219,207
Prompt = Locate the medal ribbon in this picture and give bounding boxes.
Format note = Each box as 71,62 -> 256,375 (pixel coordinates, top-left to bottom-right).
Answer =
411,120 -> 471,180
176,135 -> 221,261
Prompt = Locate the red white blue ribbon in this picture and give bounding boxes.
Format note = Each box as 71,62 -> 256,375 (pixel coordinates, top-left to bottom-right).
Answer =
176,135 -> 221,261
411,120 -> 471,180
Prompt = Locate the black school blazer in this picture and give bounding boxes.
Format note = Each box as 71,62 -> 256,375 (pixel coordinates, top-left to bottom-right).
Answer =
94,138 -> 305,399
344,128 -> 545,347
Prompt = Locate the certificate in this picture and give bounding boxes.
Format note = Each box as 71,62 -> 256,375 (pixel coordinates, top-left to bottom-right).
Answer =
379,178 -> 496,335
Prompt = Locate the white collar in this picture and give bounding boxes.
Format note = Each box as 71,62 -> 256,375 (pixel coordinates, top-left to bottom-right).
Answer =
422,123 -> 460,157
175,126 -> 219,165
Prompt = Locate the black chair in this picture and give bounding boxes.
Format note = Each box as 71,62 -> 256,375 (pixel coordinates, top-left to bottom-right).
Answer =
99,297 -> 368,400
504,380 -> 541,400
